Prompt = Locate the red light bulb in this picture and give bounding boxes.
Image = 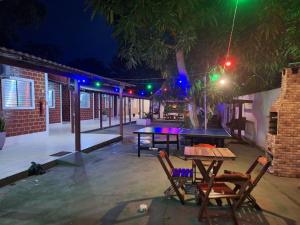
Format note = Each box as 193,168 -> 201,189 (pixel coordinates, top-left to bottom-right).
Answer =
225,61 -> 231,67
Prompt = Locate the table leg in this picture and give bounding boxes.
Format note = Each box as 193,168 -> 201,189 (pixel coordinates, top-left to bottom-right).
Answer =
166,134 -> 170,155
176,135 -> 179,151
206,160 -> 216,174
213,161 -> 224,175
152,133 -> 155,148
194,160 -> 210,182
138,133 -> 141,157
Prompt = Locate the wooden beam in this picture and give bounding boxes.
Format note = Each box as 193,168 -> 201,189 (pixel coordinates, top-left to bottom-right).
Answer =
124,97 -> 127,124
74,79 -> 81,151
158,101 -> 161,119
70,89 -> 75,133
129,97 -> 132,123
99,93 -> 103,129
109,95 -> 112,127
139,99 -> 141,118
119,87 -> 124,137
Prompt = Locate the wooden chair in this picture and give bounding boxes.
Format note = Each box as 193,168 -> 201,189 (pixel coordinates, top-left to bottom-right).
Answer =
220,155 -> 272,210
157,150 -> 193,205
196,174 -> 250,225
192,144 -> 216,183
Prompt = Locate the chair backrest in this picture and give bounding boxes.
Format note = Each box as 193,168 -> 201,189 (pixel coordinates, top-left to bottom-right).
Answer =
246,156 -> 272,186
157,151 -> 174,179
157,151 -> 193,178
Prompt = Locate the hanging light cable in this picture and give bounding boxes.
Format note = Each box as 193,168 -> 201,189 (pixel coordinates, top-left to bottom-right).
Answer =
226,0 -> 239,59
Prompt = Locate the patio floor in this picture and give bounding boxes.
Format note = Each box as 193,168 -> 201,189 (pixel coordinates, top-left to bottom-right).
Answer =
0,122 -> 121,182
80,116 -> 137,132
0,123 -> 299,225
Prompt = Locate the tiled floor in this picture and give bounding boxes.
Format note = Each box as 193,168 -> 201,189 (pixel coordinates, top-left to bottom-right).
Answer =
0,122 -> 121,181
80,116 -> 138,132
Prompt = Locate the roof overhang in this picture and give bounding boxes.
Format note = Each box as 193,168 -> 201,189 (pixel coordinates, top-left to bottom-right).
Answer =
0,47 -> 134,88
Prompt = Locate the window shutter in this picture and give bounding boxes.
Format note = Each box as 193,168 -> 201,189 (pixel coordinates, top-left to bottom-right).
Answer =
2,78 -> 34,109
2,79 -> 17,108
80,92 -> 90,108
17,80 -> 33,107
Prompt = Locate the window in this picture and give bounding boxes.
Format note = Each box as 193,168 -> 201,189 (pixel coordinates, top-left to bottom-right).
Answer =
48,89 -> 55,108
80,92 -> 90,108
1,77 -> 35,109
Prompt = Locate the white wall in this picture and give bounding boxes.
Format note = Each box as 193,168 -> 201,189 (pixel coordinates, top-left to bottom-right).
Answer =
238,88 -> 280,149
143,99 -> 150,114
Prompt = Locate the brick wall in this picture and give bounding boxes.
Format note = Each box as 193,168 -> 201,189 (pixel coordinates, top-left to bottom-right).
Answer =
48,81 -> 61,124
0,66 -> 46,137
61,85 -> 70,122
267,68 -> 300,178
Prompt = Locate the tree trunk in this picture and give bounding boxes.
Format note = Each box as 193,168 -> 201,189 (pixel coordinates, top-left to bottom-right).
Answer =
175,50 -> 199,128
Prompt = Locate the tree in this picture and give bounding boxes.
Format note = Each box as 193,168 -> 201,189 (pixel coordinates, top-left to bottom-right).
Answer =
0,0 -> 46,47
87,0 -> 300,127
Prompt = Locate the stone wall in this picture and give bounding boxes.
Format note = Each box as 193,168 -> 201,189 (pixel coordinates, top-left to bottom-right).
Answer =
267,68 -> 300,177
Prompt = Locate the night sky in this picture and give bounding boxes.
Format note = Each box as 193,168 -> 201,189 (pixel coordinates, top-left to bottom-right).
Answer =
17,0 -> 117,65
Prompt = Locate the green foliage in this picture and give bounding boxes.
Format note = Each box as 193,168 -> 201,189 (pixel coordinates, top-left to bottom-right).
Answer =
86,0 -> 218,71
0,117 -> 5,132
88,0 -> 300,111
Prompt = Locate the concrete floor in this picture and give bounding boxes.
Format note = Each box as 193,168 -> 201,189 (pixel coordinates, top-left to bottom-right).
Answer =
0,124 -> 299,225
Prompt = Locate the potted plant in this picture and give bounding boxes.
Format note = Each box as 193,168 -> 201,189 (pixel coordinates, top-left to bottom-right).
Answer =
136,112 -> 152,126
0,117 -> 6,150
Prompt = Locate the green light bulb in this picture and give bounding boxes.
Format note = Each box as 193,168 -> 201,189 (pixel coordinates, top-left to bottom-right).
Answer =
210,73 -> 221,82
146,84 -> 153,90
95,82 -> 101,87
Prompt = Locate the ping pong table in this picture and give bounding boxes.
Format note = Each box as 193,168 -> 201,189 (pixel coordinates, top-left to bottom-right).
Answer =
133,127 -> 231,157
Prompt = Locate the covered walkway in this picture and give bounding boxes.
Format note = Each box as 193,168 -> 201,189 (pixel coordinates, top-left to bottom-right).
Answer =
0,122 -> 121,183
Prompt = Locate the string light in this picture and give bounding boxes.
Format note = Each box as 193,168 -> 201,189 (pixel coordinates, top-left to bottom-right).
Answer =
95,81 -> 101,87
146,84 -> 153,90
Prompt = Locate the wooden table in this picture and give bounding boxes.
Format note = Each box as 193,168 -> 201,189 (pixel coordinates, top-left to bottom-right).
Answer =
184,146 -> 236,182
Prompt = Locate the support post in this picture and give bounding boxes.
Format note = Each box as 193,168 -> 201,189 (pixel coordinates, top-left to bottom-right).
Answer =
204,74 -> 207,130
119,87 -> 124,137
238,102 -> 243,138
74,79 -> 81,151
158,101 -> 161,119
70,89 -> 75,133
139,98 -> 141,118
109,95 -> 112,127
129,97 -> 132,123
99,93 -> 103,129
124,97 -> 126,123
